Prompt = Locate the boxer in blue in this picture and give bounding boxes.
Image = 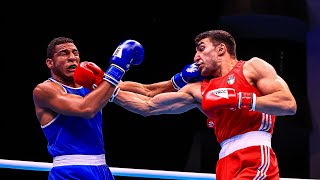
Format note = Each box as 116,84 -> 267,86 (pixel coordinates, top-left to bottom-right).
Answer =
33,37 -> 144,180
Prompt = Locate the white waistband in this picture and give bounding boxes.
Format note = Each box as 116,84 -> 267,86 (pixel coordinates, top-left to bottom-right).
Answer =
53,154 -> 106,167
219,131 -> 271,159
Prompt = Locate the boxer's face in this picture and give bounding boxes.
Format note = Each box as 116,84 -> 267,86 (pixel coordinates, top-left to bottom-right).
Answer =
194,38 -> 219,77
47,43 -> 80,81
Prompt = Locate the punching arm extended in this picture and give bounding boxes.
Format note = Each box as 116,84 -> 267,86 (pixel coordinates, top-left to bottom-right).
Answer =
113,90 -> 198,117
118,62 -> 203,97
118,80 -> 175,97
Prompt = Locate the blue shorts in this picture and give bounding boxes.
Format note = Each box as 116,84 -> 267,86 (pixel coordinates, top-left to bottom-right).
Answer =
49,164 -> 114,180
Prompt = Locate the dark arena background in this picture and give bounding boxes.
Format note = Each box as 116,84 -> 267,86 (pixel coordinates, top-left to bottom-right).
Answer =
1,0 -> 320,179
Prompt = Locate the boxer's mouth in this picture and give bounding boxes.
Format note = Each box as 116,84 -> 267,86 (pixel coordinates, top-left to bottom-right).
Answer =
69,65 -> 77,69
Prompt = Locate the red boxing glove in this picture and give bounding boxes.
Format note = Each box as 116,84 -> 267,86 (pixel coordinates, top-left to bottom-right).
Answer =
74,61 -> 105,90
202,88 -> 256,111
85,62 -> 105,89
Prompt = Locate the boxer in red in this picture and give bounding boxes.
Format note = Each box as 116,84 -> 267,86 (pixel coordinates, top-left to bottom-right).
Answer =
114,30 -> 297,179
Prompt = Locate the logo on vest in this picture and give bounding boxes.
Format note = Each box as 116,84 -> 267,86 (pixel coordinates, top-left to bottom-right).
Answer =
227,74 -> 235,85
211,88 -> 235,99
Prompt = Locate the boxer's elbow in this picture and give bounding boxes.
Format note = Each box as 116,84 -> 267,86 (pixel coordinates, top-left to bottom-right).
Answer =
286,100 -> 297,115
280,99 -> 297,116
81,108 -> 100,119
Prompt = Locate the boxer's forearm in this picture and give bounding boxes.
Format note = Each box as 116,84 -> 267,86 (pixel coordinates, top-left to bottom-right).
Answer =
118,80 -> 175,97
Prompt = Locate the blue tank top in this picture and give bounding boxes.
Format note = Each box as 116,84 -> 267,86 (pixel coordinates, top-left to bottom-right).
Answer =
42,78 -> 105,157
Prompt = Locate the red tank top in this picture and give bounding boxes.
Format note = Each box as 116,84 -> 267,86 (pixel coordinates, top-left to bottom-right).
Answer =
201,60 -> 276,143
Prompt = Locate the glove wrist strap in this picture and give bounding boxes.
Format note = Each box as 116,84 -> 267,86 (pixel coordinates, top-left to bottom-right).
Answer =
171,73 -> 187,90
103,64 -> 125,86
238,92 -> 256,111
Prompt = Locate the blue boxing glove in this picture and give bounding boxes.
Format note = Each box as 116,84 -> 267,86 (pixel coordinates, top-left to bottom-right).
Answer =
104,39 -> 144,86
171,63 -> 204,90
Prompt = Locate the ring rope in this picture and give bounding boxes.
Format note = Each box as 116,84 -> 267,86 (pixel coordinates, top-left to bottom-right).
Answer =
0,159 -> 313,180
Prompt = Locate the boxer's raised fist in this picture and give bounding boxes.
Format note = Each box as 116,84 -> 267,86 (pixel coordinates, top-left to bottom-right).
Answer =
104,40 -> 144,86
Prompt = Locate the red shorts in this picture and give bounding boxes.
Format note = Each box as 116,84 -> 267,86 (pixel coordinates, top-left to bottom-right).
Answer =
216,145 -> 279,180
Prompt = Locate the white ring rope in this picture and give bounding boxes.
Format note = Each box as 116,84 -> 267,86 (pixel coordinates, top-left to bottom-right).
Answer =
0,159 -> 215,179
0,159 -> 314,180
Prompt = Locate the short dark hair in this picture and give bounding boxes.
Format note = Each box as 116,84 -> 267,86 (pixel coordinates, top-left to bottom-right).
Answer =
195,30 -> 237,58
47,37 -> 74,59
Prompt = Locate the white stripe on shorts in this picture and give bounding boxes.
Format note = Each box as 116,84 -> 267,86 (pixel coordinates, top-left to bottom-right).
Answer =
219,131 -> 272,159
53,154 -> 106,167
